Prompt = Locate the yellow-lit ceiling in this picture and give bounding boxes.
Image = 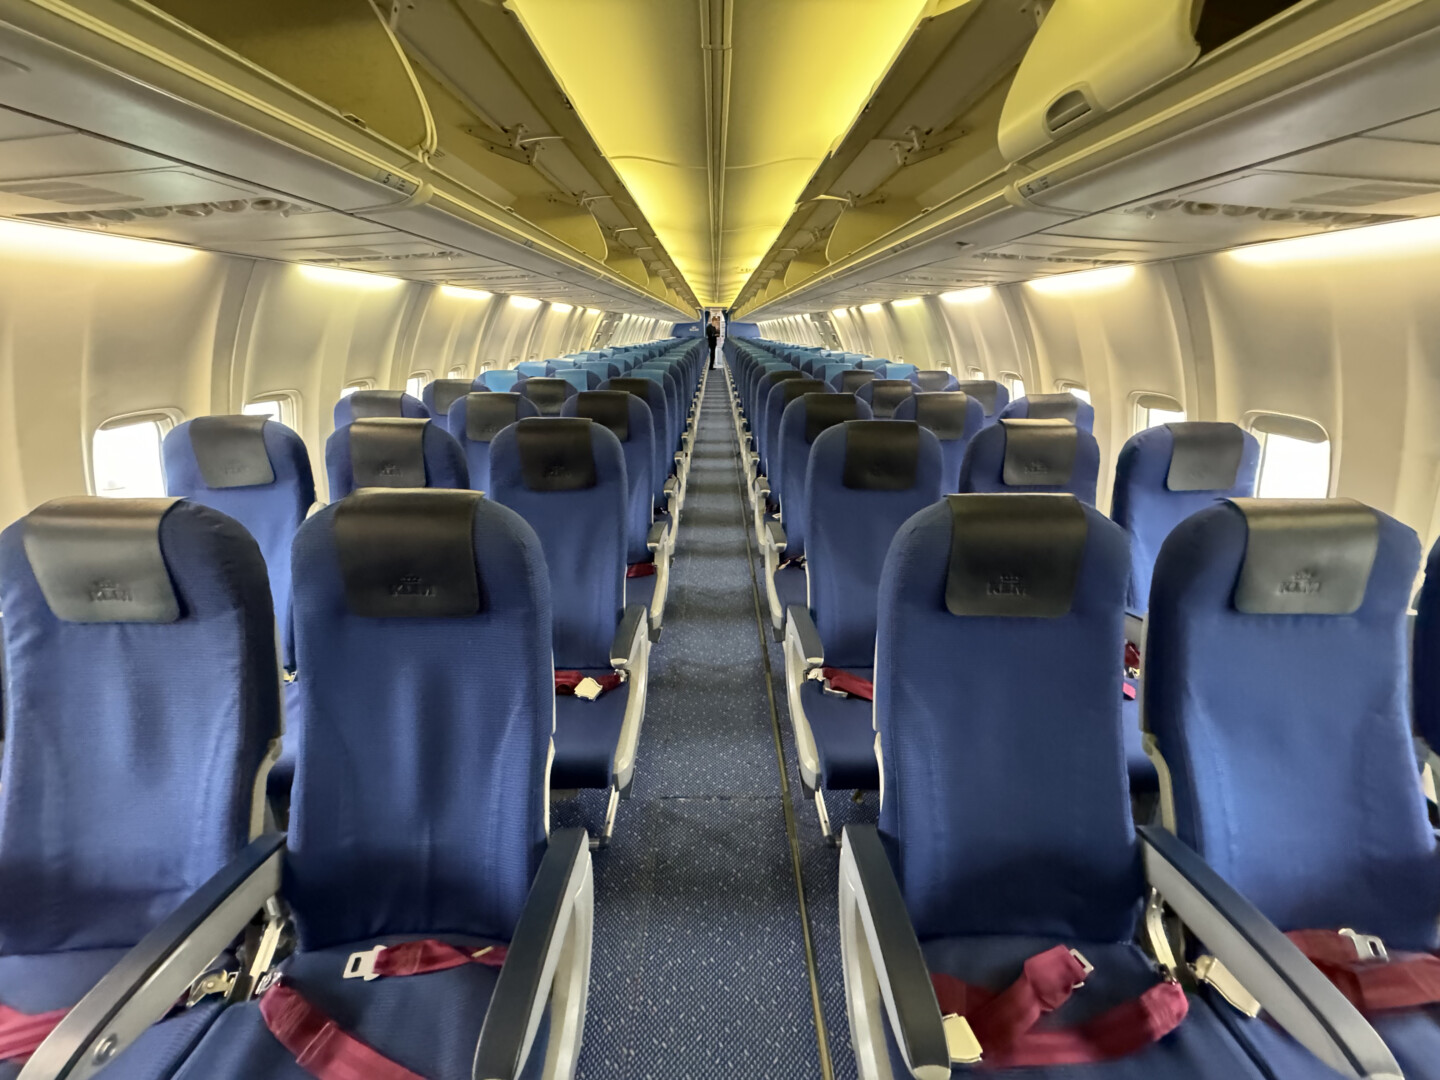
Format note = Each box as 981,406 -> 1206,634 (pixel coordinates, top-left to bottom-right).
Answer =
507,0 -> 935,308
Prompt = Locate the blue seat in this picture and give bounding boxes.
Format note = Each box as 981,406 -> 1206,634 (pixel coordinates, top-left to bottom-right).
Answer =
132,490 -> 591,1080
956,379 -> 1009,427
821,363 -> 856,387
324,418 -> 469,499
164,415 -> 315,670
478,369 -> 524,392
856,358 -> 888,371
878,363 -> 919,383
519,377 -> 578,417
915,369 -> 961,392
959,419 -> 1100,504
1109,422 -> 1259,613
420,379 -> 477,435
447,392 -> 539,494
515,361 -> 553,377
332,389 -> 428,428
757,376 -> 828,488
856,379 -> 916,419
1146,498 -> 1431,1080
581,361 -> 619,383
833,368 -> 878,394
0,497 -> 278,1080
1416,538 -> 1440,761
841,493 -> 1353,1080
489,420 -> 652,834
1001,392 -> 1096,433
784,421 -> 943,826
892,391 -> 985,494
557,369 -> 600,392
603,377 -> 673,514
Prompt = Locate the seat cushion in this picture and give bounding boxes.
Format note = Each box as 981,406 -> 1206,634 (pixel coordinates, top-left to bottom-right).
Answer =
625,570 -> 657,615
171,936 -> 544,1080
0,951 -> 219,1080
773,565 -> 808,613
885,937 -> 1271,1079
798,674 -> 878,790
552,677 -> 628,789
1121,697 -> 1157,792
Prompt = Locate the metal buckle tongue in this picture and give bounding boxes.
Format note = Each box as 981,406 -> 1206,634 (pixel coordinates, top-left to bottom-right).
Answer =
941,1013 -> 983,1065
1339,928 -> 1388,962
1069,948 -> 1094,989
343,945 -> 386,981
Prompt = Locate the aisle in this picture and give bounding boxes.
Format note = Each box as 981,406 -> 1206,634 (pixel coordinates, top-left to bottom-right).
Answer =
566,371 -> 830,1079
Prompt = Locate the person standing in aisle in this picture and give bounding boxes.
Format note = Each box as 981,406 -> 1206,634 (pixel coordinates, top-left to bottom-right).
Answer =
706,315 -> 720,369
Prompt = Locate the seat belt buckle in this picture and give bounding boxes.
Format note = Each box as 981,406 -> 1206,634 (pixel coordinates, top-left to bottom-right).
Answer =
1339,928 -> 1388,962
574,677 -> 604,701
1069,948 -> 1094,988
941,1013 -> 983,1064
343,945 -> 386,981
1192,954 -> 1262,1018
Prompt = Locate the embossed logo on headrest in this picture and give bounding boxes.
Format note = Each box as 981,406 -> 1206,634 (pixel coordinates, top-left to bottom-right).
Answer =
1280,569 -> 1321,596
1022,459 -> 1049,475
987,574 -> 1026,598
89,578 -> 133,604
390,574 -> 434,599
379,462 -> 402,476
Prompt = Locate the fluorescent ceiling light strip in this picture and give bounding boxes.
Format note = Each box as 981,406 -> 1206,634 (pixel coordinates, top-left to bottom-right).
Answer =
941,286 -> 994,305
0,219 -> 196,264
509,295 -> 542,309
1229,215 -> 1440,264
893,297 -> 923,308
1026,265 -> 1135,295
860,302 -> 884,313
550,302 -> 574,313
299,264 -> 403,289
441,284 -> 493,299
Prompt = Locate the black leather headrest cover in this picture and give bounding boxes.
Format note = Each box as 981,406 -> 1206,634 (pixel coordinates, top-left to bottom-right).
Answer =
348,389 -> 406,419
428,380 -> 473,421
804,394 -> 860,443
190,415 -> 274,488
1001,420 -> 1077,487
840,370 -> 877,393
869,381 -> 916,419
522,379 -> 570,416
334,490 -> 482,618
914,392 -> 971,440
23,497 -> 181,623
573,391 -> 631,442
956,381 -> 1000,415
1166,422 -> 1244,492
1231,498 -> 1378,615
608,378 -> 657,404
916,370 -> 954,392
778,379 -> 827,408
515,418 -> 597,492
763,370 -> 806,393
350,418 -> 428,488
843,421 -> 920,491
1023,393 -> 1080,423
945,494 -> 1087,618
465,393 -> 523,442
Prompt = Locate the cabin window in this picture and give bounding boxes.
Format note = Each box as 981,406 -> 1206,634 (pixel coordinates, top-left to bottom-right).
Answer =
1057,382 -> 1091,404
92,414 -> 173,498
1003,373 -> 1026,399
405,373 -> 428,399
1134,393 -> 1186,432
243,391 -> 298,428
969,368 -> 985,380
339,381 -> 373,398
1250,414 -> 1331,499
448,367 -> 467,379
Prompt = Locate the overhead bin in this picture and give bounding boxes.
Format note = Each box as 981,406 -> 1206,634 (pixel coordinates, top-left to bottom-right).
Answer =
998,0 -> 1304,163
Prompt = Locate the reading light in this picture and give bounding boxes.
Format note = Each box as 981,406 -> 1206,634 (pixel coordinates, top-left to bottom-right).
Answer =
298,264 -> 403,289
0,219 -> 196,264
941,286 -> 994,305
1230,215 -> 1440,264
1026,265 -> 1135,295
893,297 -> 923,308
441,285 -> 493,299
509,295 -> 542,309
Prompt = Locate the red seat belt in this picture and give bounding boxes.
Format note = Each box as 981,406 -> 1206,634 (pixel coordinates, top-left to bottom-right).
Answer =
931,945 -> 1187,1068
1287,930 -> 1440,1014
625,562 -> 656,578
260,940 -> 508,1080
0,1004 -> 69,1062
820,668 -> 873,701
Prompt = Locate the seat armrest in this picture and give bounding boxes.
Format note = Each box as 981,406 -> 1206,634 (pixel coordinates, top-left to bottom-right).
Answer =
610,604 -> 648,670
21,834 -> 286,1080
785,605 -> 823,669
840,825 -> 950,1080
1140,826 -> 1402,1080
646,521 -> 669,552
473,828 -> 592,1080
764,520 -> 787,555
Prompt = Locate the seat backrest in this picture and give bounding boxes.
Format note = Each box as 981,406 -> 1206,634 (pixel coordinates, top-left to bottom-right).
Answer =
958,419 -> 1100,503
557,369 -> 600,392
489,419 -> 627,668
1416,539 -> 1440,755
0,497 -> 278,954
915,369 -> 960,392
876,494 -> 1139,941
857,358 -> 888,371
954,380 -> 1008,424
479,370 -> 524,392
835,369 -> 877,394
563,391 -> 655,565
1147,499 -> 1439,949
447,392 -> 539,494
333,389 -> 429,429
879,363 -> 919,383
806,421 -> 943,668
515,361 -> 553,378
286,490 -> 551,948
891,392 -> 984,494
324,418 -> 469,499
761,378 -> 828,476
776,394 -> 873,558
164,415 -> 315,668
1001,392 -> 1096,433
603,378 -> 670,502
856,379 -> 916,419
520,377 -> 578,417
421,380 -> 476,434
1110,422 -> 1259,611
581,361 -> 619,383
821,363 -> 854,387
